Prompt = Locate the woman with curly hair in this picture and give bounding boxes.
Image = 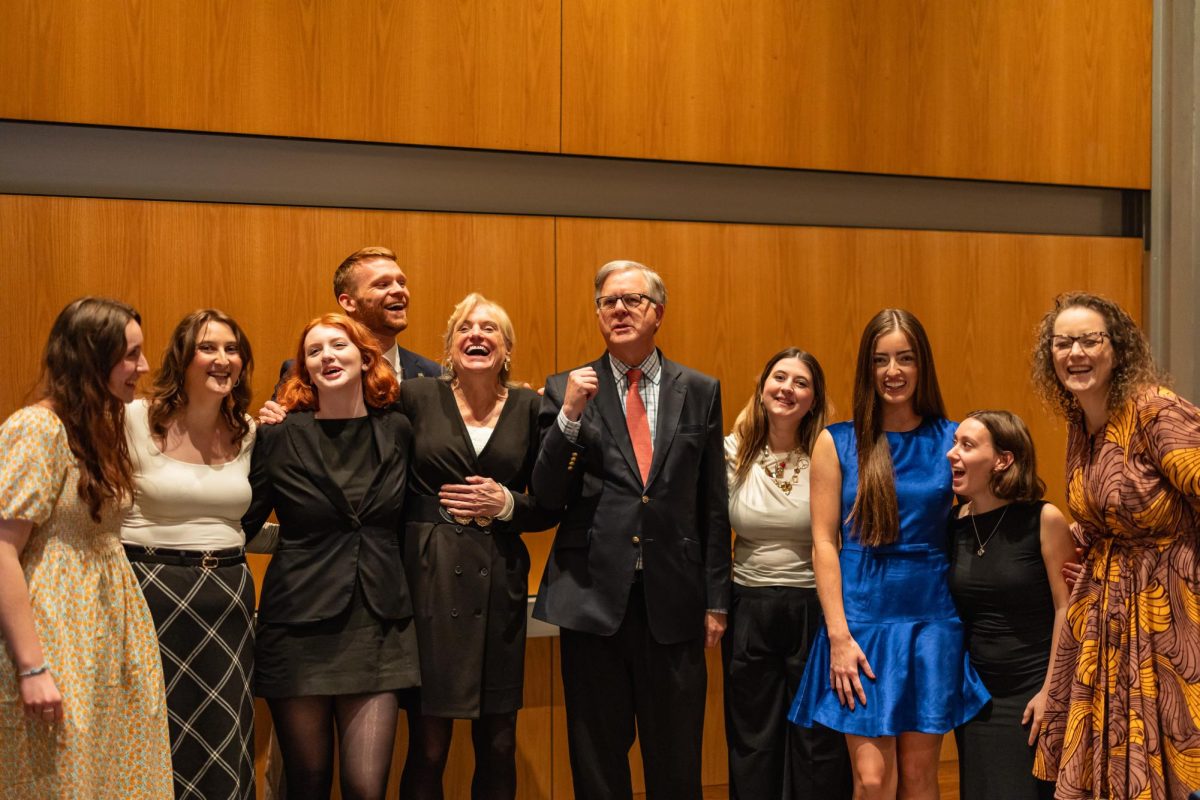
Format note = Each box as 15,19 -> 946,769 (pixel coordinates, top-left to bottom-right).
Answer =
120,309 -> 258,800
0,297 -> 172,798
243,313 -> 417,800
1030,292 -> 1200,800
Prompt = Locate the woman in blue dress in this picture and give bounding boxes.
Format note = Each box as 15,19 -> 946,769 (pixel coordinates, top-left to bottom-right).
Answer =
789,308 -> 988,799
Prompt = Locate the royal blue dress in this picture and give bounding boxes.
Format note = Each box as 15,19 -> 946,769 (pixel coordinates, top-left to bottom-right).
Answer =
788,418 -> 989,737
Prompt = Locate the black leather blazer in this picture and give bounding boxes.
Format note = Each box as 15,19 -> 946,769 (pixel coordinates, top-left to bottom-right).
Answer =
243,408 -> 414,624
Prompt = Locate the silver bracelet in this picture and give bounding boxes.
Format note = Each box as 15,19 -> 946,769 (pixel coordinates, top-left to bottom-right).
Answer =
16,664 -> 49,679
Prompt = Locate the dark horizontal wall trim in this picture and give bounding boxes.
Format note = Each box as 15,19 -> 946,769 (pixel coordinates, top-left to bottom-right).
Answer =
0,120 -> 1139,238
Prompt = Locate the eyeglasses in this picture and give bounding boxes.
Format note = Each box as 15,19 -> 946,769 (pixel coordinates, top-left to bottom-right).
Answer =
1051,332 -> 1110,354
595,293 -> 655,313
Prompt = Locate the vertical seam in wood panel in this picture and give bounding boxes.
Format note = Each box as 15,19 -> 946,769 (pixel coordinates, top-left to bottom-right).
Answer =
553,216 -> 560,374
558,0 -> 564,153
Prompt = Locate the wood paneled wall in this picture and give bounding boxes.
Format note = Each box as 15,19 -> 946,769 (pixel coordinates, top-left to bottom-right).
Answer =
562,0 -> 1151,187
0,0 -> 1151,187
0,0 -> 560,152
0,194 -> 1143,797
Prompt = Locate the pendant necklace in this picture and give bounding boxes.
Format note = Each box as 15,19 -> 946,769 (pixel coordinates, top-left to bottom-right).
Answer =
760,445 -> 808,496
969,503 -> 1010,557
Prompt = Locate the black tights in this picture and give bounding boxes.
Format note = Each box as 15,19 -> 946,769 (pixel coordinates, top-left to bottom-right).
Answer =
400,711 -> 518,800
268,692 -> 399,800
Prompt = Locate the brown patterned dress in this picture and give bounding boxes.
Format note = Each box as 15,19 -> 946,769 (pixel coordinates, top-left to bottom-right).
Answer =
1034,388 -> 1200,799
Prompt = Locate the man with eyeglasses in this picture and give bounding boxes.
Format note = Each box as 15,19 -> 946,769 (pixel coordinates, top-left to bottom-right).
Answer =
532,260 -> 731,799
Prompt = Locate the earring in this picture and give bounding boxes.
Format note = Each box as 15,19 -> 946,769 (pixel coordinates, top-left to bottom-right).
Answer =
233,375 -> 242,388
503,355 -> 512,372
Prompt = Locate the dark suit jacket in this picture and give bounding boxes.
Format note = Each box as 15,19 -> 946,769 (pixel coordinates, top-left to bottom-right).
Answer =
531,352 -> 731,645
276,345 -> 441,396
242,408 -> 414,624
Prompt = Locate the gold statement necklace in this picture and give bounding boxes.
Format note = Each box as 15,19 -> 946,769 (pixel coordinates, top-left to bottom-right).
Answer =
760,445 -> 809,496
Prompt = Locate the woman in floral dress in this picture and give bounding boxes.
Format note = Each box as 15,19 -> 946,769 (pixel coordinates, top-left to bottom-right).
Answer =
1031,291 -> 1200,800
0,297 -> 172,799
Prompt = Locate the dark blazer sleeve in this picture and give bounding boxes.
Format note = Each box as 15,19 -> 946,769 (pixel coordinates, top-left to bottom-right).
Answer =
531,372 -> 589,511
698,380 -> 732,612
503,391 -> 561,533
242,421 -> 277,541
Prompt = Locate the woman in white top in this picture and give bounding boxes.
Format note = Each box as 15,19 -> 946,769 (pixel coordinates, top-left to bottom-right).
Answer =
121,309 -> 257,800
723,347 -> 850,800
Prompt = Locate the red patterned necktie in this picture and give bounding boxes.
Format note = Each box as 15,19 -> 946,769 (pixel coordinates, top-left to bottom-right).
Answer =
625,368 -> 653,484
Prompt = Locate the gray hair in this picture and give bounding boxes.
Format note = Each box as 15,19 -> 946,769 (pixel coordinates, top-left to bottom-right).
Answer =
593,260 -> 668,306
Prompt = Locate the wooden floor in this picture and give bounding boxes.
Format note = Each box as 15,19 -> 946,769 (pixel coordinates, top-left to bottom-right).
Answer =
633,760 -> 960,799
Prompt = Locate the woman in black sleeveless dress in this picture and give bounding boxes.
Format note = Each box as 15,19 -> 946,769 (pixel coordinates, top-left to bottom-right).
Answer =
945,410 -> 1074,800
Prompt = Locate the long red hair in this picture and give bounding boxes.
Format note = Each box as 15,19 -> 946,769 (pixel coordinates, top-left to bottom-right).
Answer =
276,314 -> 398,411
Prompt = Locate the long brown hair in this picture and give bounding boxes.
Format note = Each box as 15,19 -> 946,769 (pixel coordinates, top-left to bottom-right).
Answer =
277,313 -> 398,411
963,410 -> 1045,502
1031,291 -> 1165,421
850,309 -> 946,546
40,297 -> 141,522
147,309 -> 254,447
730,348 -> 829,490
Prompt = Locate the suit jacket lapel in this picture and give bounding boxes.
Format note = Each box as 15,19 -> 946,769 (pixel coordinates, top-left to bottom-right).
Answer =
285,413 -> 358,521
646,357 -> 685,488
593,354 -> 643,483
357,410 -> 396,515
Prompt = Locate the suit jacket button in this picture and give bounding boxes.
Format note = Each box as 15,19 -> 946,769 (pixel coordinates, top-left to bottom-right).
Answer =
474,608 -> 483,618
454,565 -> 463,575
479,567 -> 489,577
641,496 -> 649,504
450,608 -> 459,618
632,535 -> 641,544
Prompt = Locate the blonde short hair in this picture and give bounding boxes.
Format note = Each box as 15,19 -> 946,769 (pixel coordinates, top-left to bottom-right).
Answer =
441,293 -> 516,385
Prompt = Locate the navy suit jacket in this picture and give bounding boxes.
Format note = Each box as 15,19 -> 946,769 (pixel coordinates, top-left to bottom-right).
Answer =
531,352 -> 731,645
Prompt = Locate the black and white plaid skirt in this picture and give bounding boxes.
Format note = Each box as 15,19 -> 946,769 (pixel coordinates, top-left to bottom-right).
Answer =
129,555 -> 256,800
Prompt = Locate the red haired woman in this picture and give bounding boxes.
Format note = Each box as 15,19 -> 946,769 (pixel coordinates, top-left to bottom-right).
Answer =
243,313 -> 418,800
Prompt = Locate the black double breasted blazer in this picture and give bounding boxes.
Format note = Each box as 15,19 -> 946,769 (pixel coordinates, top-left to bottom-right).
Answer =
531,352 -> 732,645
242,408 -> 414,625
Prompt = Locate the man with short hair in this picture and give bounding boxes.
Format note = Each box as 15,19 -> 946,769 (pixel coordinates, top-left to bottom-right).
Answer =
277,246 -> 440,386
532,260 -> 732,799
326,246 -> 440,379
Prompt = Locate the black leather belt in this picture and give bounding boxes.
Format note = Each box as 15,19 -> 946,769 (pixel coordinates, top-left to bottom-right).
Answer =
406,494 -> 494,530
123,544 -> 246,569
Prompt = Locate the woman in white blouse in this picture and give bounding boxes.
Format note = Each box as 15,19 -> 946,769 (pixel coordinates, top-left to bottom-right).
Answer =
723,347 -> 850,800
121,309 -> 258,800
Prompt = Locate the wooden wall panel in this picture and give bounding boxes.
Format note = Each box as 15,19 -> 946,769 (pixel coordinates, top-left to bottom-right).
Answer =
562,0 -> 1152,188
554,217 -> 1144,513
0,0 -> 560,152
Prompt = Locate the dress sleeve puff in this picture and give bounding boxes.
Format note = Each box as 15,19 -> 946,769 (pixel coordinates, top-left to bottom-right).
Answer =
0,406 -> 69,525
1140,387 -> 1200,506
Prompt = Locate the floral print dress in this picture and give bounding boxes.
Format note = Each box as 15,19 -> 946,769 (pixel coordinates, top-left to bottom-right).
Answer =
1035,388 -> 1200,800
0,406 -> 171,799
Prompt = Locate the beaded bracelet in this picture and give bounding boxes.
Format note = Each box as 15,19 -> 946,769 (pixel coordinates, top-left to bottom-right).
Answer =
16,664 -> 49,679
